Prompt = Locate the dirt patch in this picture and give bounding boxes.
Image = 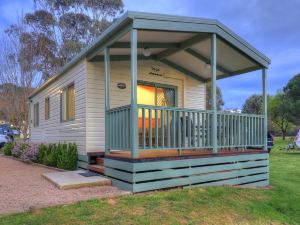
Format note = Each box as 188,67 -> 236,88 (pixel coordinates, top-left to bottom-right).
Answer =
0,156 -> 130,215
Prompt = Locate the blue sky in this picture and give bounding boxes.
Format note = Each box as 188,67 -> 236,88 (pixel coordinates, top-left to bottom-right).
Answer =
1,0 -> 299,109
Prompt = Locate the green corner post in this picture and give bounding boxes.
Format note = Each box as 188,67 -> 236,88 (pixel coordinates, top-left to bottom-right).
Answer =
211,33 -> 218,154
104,47 -> 111,154
262,68 -> 268,151
130,29 -> 139,158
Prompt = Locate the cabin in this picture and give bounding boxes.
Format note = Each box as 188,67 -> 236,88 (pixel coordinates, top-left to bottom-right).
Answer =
29,11 -> 271,192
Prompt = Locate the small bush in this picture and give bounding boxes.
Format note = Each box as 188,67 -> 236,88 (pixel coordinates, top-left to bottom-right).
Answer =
12,142 -> 30,158
11,142 -> 39,162
37,143 -> 47,164
3,142 -> 15,156
57,143 -> 78,170
41,143 -> 59,167
20,143 -> 39,162
10,141 -> 78,170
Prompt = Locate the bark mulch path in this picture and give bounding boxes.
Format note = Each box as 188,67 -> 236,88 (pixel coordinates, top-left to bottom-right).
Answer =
0,155 -> 130,215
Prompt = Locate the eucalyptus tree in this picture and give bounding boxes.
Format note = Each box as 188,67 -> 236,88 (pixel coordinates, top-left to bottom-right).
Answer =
7,0 -> 124,81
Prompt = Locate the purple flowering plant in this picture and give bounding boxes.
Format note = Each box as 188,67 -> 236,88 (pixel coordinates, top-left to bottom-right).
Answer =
12,141 -> 40,162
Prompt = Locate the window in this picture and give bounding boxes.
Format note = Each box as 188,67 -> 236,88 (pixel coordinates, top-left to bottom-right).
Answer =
45,97 -> 50,120
33,103 -> 39,127
61,83 -> 75,121
137,82 -> 176,107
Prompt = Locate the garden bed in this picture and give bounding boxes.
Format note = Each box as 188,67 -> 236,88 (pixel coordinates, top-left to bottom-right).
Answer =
3,141 -> 78,170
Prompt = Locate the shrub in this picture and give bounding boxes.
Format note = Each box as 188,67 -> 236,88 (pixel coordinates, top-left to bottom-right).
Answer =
3,142 -> 15,156
41,143 -> 59,167
12,142 -> 30,158
37,143 -> 47,164
57,143 -> 78,170
11,142 -> 39,162
20,143 -> 39,162
10,141 -> 78,170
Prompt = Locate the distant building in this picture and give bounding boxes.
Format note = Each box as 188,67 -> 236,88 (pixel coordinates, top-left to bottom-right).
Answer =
224,108 -> 242,113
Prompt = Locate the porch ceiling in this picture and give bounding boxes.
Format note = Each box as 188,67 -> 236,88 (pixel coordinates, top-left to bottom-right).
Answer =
94,30 -> 261,81
29,11 -> 270,99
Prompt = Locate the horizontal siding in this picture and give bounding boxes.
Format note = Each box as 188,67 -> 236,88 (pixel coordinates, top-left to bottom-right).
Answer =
86,60 -> 206,152
104,153 -> 269,192
29,60 -> 87,155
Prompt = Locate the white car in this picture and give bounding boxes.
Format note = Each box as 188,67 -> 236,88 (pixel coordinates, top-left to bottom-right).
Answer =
12,129 -> 20,135
0,128 -> 11,148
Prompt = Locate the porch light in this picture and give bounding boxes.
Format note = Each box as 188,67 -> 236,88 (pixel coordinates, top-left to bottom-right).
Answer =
205,63 -> 211,70
143,47 -> 151,57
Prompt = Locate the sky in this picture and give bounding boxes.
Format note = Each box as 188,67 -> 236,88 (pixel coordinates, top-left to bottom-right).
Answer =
0,0 -> 299,109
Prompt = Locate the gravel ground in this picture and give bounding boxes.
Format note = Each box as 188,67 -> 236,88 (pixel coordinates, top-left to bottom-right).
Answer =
0,155 -> 130,215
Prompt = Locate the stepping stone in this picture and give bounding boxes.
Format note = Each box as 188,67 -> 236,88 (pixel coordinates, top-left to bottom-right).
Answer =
42,170 -> 111,190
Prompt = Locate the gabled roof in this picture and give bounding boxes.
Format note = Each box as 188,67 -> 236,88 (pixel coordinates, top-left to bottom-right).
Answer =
29,11 -> 270,99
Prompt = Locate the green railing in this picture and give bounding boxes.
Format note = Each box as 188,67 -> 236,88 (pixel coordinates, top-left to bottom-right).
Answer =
216,112 -> 265,148
106,105 -> 131,150
106,105 -> 265,151
138,105 -> 213,150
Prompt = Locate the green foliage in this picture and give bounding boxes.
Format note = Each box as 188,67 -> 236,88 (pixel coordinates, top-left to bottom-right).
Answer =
6,0 -> 124,81
37,143 -> 47,163
284,73 -> 300,125
3,142 -> 15,156
40,143 -> 59,167
36,142 -> 78,170
1,138 -> 300,224
242,94 -> 263,114
268,91 -> 295,139
57,143 -> 78,170
206,82 -> 225,110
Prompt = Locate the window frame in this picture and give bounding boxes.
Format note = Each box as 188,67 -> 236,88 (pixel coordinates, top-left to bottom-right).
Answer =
45,97 -> 50,120
33,102 -> 39,127
137,80 -> 178,107
60,83 -> 75,122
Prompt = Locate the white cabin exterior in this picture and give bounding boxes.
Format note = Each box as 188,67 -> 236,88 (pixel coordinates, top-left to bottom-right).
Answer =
29,59 -> 206,156
29,11 -> 271,192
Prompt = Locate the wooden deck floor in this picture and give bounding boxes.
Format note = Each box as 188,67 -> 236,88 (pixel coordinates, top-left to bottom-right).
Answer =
106,148 -> 266,162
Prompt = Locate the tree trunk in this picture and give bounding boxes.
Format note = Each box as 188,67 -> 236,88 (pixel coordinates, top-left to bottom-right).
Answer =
282,132 -> 286,140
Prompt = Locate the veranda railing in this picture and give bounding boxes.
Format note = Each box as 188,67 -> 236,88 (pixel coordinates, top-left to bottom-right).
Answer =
106,105 -> 265,151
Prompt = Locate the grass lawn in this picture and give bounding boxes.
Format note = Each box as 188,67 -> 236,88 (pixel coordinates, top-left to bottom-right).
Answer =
1,138 -> 300,225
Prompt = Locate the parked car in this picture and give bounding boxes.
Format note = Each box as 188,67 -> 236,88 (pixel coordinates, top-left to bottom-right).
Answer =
0,124 -> 14,141
0,127 -> 12,148
12,129 -> 20,135
268,132 -> 274,153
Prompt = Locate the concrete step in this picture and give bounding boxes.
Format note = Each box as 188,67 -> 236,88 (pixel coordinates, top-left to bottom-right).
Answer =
88,164 -> 105,175
43,170 -> 111,190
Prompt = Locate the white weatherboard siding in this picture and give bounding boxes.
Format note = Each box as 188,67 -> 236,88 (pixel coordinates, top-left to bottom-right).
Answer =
30,60 -> 87,155
86,60 -> 206,152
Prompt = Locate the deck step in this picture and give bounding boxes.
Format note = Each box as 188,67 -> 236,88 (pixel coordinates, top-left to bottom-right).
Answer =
88,165 -> 105,175
96,157 -> 104,165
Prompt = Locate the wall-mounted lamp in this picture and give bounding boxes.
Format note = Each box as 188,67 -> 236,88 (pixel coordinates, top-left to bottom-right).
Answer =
205,63 -> 211,70
143,47 -> 151,57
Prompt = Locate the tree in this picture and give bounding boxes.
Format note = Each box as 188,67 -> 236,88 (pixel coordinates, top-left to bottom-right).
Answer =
206,83 -> 224,110
242,94 -> 263,114
0,26 -> 35,136
0,1 -> 124,136
268,91 -> 294,140
284,73 -> 300,125
7,0 -> 124,82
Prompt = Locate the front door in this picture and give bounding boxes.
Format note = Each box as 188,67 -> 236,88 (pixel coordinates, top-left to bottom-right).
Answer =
137,82 -> 177,147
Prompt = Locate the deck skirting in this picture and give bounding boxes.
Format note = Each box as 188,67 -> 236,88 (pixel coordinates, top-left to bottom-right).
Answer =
104,153 -> 269,192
